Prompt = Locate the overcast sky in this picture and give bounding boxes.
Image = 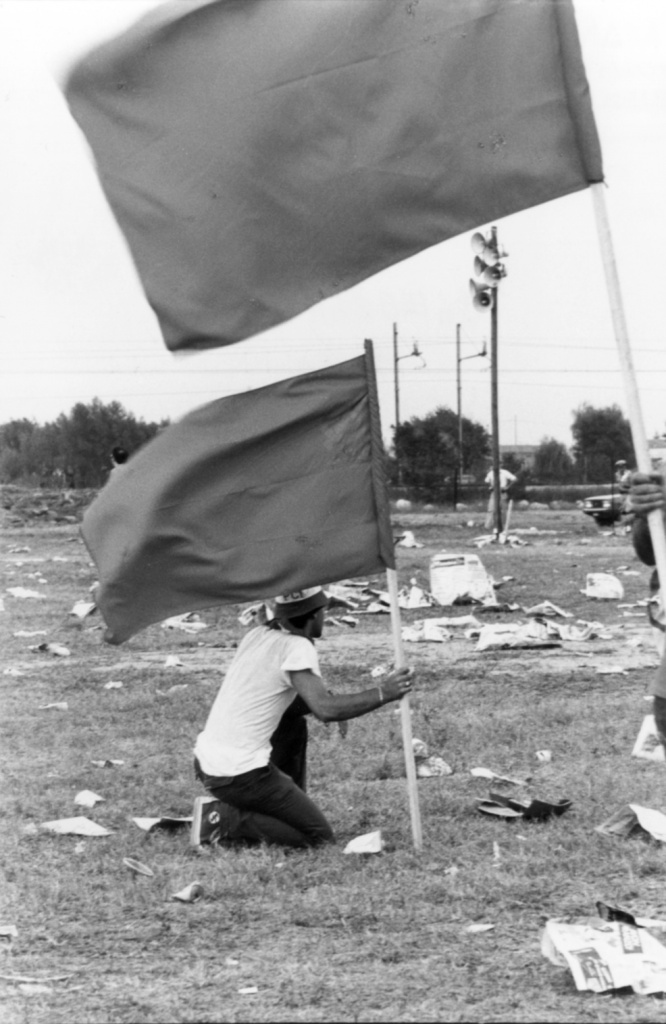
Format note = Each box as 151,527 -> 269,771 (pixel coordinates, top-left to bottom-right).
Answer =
1,0 -> 665,452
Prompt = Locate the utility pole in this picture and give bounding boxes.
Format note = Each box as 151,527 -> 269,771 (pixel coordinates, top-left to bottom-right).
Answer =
393,323 -> 424,490
469,225 -> 508,537
456,323 -> 487,483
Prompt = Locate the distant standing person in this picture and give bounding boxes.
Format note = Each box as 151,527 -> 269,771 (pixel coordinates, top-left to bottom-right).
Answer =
109,446 -> 128,481
484,464 -> 517,531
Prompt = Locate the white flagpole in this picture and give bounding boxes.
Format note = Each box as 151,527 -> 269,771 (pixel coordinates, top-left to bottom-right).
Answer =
591,183 -> 666,595
387,565 -> 423,851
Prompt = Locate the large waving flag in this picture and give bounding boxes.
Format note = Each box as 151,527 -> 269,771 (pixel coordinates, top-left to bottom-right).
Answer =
82,351 -> 394,643
64,0 -> 603,352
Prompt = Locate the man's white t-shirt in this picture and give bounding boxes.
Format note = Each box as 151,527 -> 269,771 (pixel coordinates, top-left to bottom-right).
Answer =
193,625 -> 320,777
485,468 -> 516,491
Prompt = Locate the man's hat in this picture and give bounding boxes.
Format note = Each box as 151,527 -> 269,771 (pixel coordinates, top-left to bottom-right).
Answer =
273,587 -> 328,619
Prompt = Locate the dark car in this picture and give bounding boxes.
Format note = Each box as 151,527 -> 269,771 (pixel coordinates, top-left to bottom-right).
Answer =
581,493 -> 625,525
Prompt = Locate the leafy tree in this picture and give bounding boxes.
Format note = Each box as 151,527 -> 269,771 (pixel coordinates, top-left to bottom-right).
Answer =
0,400 -> 168,487
533,437 -> 576,483
393,406 -> 489,501
571,404 -> 633,483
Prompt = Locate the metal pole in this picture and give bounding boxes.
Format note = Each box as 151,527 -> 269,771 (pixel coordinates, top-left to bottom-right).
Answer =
490,227 -> 502,536
393,322 -> 400,487
456,323 -> 463,478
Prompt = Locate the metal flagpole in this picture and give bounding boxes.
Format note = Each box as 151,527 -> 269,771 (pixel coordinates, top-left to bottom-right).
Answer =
364,339 -> 423,851
590,183 -> 666,597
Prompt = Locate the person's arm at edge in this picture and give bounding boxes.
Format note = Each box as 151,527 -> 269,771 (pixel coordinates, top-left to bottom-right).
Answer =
290,667 -> 413,723
629,471 -> 666,566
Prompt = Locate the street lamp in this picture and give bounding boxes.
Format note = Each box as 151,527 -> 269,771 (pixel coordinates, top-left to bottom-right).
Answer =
456,323 -> 487,482
393,321 -> 425,486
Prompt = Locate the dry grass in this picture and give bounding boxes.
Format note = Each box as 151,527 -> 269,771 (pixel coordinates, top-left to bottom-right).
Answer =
3,508 -> 666,1022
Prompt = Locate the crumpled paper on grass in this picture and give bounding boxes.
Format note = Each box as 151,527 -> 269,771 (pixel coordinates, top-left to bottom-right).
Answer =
343,831 -> 383,854
475,621 -> 560,651
429,552 -> 498,607
583,573 -> 624,600
596,804 -> 666,842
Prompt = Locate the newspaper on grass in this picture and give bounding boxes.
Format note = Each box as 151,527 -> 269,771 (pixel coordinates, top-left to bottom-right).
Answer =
583,573 -> 624,600
429,553 -> 498,607
343,830 -> 383,854
596,804 -> 666,842
542,903 -> 666,995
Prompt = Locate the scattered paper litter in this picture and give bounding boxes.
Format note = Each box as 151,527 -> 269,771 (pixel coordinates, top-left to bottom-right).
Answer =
429,552 -> 498,607
632,715 -> 665,763
238,987 -> 259,995
542,906 -> 666,995
29,642 -> 70,657
403,620 -> 451,643
161,612 -> 208,633
91,759 -> 124,768
596,804 -> 666,842
396,531 -> 423,548
476,621 -> 559,651
0,925 -> 18,944
164,655 -> 184,667
4,668 -> 24,677
38,702 -> 68,711
466,923 -> 495,933
13,630 -> 47,637
523,601 -> 573,618
343,830 -> 384,855
171,882 -> 203,903
40,816 -> 112,837
412,738 -> 429,759
74,790 -> 105,808
536,750 -> 552,763
596,665 -> 628,676
104,680 -> 123,690
583,573 -> 624,600
7,587 -> 45,599
70,601 -> 97,621
123,857 -> 154,877
470,767 -> 529,786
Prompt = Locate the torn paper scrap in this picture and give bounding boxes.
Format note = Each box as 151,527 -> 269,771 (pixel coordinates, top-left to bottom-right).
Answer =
466,923 -> 496,933
132,816 -> 193,833
40,816 -> 112,837
632,715 -> 666,763
70,601 -> 97,620
164,655 -> 184,667
542,910 -> 666,994
7,587 -> 45,599
596,804 -> 666,842
13,630 -> 47,637
91,759 -> 124,768
161,613 -> 208,633
171,882 -> 203,903
38,702 -> 68,711
74,790 -> 105,808
4,668 -> 24,677
343,830 -> 384,854
470,767 -> 529,786
403,620 -> 451,643
583,573 -> 624,600
29,643 -> 71,657
396,531 -> 423,548
476,621 -> 560,651
523,601 -> 573,618
429,553 -> 498,607
123,857 -> 154,877
104,680 -> 123,690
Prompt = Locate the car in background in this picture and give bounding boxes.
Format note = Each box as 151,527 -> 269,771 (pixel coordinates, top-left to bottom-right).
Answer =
581,492 -> 626,525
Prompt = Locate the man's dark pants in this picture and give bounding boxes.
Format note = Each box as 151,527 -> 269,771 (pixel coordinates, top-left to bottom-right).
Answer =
194,697 -> 333,848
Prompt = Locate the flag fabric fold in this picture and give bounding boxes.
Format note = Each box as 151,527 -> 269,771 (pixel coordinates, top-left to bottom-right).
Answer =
64,0 -> 603,352
82,354 -> 395,643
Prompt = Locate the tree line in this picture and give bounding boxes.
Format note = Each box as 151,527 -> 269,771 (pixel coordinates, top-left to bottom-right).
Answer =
390,401 -> 637,502
0,399 -> 168,489
0,397 -> 640,496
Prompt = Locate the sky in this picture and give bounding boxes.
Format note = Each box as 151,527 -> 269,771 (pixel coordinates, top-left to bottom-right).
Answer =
1,0 -> 666,452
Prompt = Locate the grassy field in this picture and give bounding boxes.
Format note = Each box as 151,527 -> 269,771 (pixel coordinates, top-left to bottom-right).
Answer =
3,505 -> 666,1023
